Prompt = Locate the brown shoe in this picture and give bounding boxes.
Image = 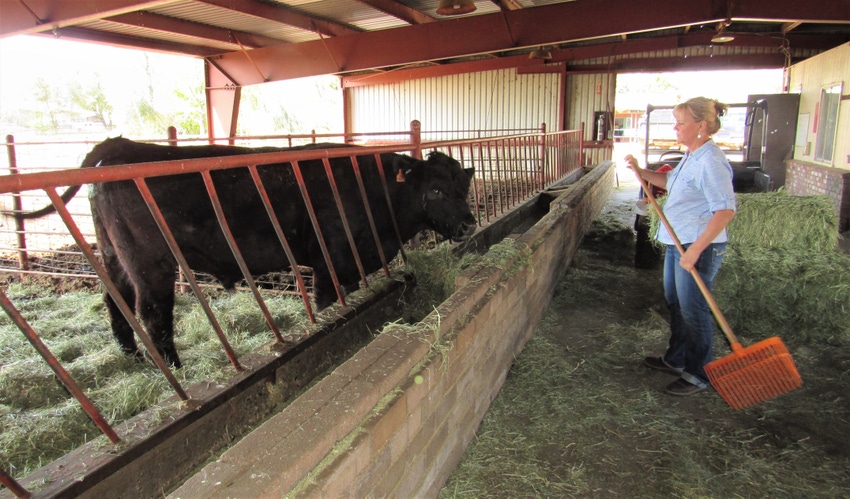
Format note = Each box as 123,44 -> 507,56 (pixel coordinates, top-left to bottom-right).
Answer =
643,356 -> 682,376
665,378 -> 707,397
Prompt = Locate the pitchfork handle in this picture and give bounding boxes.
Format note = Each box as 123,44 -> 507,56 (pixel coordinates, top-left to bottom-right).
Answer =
632,170 -> 743,352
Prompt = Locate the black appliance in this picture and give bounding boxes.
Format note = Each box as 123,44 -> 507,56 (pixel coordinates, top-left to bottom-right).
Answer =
743,93 -> 801,191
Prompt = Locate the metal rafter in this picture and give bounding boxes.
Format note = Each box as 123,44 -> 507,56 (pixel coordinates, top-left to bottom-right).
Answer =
0,0 -> 180,36
352,0 -> 436,24
196,0 -> 362,38
492,0 -> 523,11
104,11 -> 284,50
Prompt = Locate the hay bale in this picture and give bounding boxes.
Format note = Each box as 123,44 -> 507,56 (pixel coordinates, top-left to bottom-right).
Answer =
648,192 -> 849,344
729,192 -> 838,253
715,249 -> 850,343
712,193 -> 849,344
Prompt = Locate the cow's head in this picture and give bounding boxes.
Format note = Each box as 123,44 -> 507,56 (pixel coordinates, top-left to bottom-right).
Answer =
399,151 -> 477,242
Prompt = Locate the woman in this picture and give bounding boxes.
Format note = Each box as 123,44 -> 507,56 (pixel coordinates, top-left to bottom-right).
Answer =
625,97 -> 737,397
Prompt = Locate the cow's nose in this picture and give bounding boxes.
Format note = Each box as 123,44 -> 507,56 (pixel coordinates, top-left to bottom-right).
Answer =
453,220 -> 476,241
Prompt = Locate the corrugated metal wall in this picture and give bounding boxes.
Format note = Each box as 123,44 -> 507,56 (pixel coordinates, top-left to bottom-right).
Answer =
347,68 -> 561,141
566,72 -> 617,165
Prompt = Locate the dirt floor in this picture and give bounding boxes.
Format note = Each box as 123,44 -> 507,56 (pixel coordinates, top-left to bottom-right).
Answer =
440,161 -> 850,497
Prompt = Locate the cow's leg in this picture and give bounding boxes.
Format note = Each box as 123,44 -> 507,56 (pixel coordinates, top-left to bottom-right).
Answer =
311,263 -> 336,311
94,217 -> 143,360
102,254 -> 142,360
133,266 -> 182,368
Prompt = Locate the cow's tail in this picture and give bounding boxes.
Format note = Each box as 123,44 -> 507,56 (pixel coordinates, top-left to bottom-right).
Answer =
3,141 -> 106,220
8,184 -> 83,220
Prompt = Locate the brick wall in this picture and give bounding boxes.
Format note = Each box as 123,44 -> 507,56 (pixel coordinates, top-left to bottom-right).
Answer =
169,162 -> 616,498
786,159 -> 850,231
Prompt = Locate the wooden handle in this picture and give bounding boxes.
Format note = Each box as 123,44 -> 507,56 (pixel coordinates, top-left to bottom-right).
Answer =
632,169 -> 742,350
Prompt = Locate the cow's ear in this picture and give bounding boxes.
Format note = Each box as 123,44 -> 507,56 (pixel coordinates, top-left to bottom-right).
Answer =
393,155 -> 419,183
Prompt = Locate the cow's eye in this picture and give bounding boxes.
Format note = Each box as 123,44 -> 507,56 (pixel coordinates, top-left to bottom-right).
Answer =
426,187 -> 442,200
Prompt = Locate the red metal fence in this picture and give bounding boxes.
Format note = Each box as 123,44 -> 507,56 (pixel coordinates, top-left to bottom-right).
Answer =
0,124 -> 581,495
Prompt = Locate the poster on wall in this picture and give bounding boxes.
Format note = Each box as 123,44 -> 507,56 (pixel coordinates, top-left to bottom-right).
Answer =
796,113 -> 809,147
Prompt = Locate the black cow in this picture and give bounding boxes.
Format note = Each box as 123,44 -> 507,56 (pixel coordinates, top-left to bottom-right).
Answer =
18,138 -> 476,367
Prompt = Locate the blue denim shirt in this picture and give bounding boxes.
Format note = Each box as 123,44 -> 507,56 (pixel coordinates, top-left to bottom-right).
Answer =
656,140 -> 736,245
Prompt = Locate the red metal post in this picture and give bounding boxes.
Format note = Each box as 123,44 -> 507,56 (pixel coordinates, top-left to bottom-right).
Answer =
410,120 -> 422,160
5,135 -> 29,275
0,466 -> 30,498
539,123 -> 547,188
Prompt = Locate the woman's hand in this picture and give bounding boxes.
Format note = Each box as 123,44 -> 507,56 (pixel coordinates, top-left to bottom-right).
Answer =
679,246 -> 701,272
624,154 -> 640,174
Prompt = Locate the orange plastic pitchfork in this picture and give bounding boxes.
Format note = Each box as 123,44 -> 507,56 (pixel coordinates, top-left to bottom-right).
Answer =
632,166 -> 802,410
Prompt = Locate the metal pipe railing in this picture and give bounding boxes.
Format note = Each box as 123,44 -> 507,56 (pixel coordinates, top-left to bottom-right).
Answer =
0,124 -> 582,492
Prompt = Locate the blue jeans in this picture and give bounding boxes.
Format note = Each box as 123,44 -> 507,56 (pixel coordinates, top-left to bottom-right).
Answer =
662,243 -> 727,387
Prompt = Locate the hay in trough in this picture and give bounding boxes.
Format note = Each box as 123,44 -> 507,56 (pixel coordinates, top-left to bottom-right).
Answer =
400,239 -> 530,323
0,284 -> 305,476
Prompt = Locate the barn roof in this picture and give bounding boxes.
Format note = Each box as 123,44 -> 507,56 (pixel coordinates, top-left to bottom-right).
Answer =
1,0 -> 848,84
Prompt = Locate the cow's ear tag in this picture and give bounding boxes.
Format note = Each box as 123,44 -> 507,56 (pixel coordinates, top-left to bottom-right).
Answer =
396,169 -> 406,182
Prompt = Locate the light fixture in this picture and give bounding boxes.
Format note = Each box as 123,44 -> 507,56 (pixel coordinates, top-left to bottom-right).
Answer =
436,0 -> 476,16
711,21 -> 735,43
528,46 -> 552,60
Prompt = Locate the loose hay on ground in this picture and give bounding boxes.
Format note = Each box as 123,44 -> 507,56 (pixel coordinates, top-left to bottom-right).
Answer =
440,217 -> 850,498
0,284 -> 306,476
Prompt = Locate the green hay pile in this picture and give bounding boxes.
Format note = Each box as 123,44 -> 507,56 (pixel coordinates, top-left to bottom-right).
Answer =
650,191 -> 849,344
0,284 -> 305,476
727,191 -> 839,252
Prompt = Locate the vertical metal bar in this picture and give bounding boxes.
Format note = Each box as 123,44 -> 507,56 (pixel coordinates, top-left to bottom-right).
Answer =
497,139 -> 511,211
133,179 -> 244,372
474,145 -> 490,224
167,126 -> 178,145
0,287 -> 121,445
460,146 -> 482,228
6,135 -> 30,278
539,124 -> 548,188
200,170 -> 284,343
373,154 -> 407,265
289,160 -> 346,307
5,135 -> 29,275
410,120 -> 422,160
514,138 -> 524,201
508,139 -> 518,210
492,141 -> 503,216
247,165 -> 316,323
43,187 -> 188,400
0,466 -> 29,499
321,157 -> 369,286
349,155 -> 390,278
477,142 -> 491,224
